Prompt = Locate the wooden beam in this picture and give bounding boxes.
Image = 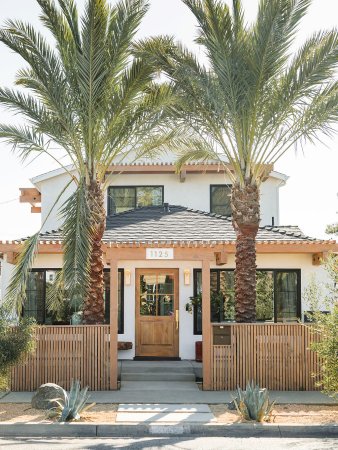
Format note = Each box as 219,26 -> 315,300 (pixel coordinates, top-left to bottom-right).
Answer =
312,252 -> 328,266
215,250 -> 227,265
6,252 -> 19,264
202,259 -> 212,390
109,259 -> 119,390
179,170 -> 186,183
106,163 -> 232,174
19,188 -> 41,204
31,206 -> 41,214
105,246 -> 216,261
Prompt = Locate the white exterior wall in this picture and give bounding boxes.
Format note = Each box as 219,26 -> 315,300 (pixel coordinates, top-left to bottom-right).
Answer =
0,259 -> 14,303
22,252 -> 331,360
37,170 -> 282,231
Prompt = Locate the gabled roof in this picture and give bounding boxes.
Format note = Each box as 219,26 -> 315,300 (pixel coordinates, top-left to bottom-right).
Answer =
10,205 -> 328,246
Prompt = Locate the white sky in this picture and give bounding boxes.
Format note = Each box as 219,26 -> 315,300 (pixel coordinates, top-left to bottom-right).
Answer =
0,0 -> 337,240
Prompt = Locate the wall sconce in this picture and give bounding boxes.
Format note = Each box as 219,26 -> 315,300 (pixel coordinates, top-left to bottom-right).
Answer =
125,269 -> 131,286
184,269 -> 190,285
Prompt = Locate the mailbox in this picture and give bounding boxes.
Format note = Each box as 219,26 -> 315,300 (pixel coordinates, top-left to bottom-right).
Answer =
213,325 -> 231,345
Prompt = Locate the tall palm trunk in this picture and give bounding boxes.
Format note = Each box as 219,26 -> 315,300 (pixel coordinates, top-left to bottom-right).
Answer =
231,182 -> 260,323
82,181 -> 106,324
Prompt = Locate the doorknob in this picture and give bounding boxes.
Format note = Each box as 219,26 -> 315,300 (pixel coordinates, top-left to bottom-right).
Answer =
175,310 -> 179,329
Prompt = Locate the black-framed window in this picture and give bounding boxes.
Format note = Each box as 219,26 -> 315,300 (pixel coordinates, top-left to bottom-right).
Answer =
108,186 -> 164,215
193,269 -> 301,334
210,185 -> 232,216
23,269 -> 124,333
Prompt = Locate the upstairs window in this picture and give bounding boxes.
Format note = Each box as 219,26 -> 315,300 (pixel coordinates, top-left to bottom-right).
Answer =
210,185 -> 232,216
108,186 -> 163,215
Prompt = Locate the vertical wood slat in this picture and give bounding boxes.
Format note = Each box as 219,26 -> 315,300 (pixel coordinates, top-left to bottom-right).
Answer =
211,323 -> 322,391
11,325 -> 111,391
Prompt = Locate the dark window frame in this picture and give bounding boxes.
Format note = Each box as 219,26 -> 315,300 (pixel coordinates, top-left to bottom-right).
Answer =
210,184 -> 232,215
23,268 -> 125,333
107,185 -> 164,215
193,268 -> 301,335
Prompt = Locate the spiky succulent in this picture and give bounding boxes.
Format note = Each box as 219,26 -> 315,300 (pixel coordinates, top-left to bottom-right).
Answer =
233,381 -> 275,422
48,379 -> 94,422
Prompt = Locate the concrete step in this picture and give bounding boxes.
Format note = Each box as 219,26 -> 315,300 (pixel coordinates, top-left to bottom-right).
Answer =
121,365 -> 194,374
121,372 -> 196,382
116,403 -> 215,424
118,403 -> 211,413
116,411 -> 216,423
120,381 -> 199,391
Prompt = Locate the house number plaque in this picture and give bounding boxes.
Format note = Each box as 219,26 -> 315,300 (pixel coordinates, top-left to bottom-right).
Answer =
146,248 -> 174,260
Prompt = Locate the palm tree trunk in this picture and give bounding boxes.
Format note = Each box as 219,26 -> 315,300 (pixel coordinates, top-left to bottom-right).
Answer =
82,181 -> 106,324
231,182 -> 260,323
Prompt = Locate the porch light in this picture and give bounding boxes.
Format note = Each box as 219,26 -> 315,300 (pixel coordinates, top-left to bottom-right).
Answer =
184,269 -> 191,285
125,269 -> 131,285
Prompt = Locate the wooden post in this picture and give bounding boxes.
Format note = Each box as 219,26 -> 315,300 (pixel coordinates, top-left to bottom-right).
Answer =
202,259 -> 212,390
109,259 -> 118,390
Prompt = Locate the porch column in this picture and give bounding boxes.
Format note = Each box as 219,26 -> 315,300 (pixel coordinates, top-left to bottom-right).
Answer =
202,259 -> 212,390
109,259 -> 118,390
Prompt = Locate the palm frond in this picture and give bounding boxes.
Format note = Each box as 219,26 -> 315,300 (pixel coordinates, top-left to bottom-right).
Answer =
61,180 -> 94,302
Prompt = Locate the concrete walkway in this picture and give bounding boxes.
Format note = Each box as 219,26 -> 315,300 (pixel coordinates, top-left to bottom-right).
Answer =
0,390 -> 335,405
116,403 -> 216,424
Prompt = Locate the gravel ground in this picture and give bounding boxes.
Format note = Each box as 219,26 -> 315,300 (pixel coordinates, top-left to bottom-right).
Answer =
210,403 -> 338,424
0,403 -> 118,423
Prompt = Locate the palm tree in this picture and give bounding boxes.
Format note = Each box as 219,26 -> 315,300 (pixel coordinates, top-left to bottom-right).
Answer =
134,0 -> 338,322
0,0 -> 181,323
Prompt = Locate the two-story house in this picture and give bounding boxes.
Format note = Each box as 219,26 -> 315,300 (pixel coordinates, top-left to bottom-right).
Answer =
0,154 -> 336,362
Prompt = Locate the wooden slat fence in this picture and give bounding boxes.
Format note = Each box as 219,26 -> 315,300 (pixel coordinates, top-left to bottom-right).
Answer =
11,325 -> 111,391
211,323 -> 322,391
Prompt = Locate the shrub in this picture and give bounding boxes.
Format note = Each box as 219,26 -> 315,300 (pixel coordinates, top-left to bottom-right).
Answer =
303,253 -> 338,399
0,312 -> 36,389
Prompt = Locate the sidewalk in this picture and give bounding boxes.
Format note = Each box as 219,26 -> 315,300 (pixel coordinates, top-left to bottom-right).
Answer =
0,389 -> 335,405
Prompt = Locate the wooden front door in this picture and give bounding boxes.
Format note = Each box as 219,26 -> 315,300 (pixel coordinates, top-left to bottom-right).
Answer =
136,269 -> 179,358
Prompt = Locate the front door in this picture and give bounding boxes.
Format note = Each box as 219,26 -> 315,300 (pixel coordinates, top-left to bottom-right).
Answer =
135,269 -> 179,358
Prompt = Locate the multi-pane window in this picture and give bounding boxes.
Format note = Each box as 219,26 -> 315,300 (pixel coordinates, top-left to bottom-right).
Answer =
108,186 -> 164,214
210,185 -> 232,216
23,269 -> 124,333
193,269 -> 300,334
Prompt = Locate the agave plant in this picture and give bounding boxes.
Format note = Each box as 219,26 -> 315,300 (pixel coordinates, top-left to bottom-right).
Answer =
233,381 -> 275,422
48,380 -> 94,422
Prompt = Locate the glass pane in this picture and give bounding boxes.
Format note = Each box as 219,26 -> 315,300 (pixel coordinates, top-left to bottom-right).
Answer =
276,272 -> 298,322
136,186 -> 163,208
210,271 -> 220,322
109,187 -> 135,214
211,186 -> 232,216
219,271 -> 235,321
24,271 -> 45,324
158,294 -> 174,316
256,271 -> 274,321
157,274 -> 174,295
195,271 -> 202,334
140,274 -> 157,316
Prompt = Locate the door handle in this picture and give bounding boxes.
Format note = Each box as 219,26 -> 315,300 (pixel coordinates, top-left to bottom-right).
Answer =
175,310 -> 179,329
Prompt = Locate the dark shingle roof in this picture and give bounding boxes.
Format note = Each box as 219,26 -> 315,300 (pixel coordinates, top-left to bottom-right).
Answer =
9,205 -> 325,245
103,205 -> 313,243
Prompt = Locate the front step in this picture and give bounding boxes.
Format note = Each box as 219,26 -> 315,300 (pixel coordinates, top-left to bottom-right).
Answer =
121,381 -> 199,391
122,372 -> 195,382
120,361 -> 197,383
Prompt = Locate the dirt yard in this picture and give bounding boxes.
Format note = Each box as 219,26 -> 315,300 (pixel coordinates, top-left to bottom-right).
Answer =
0,403 -> 118,423
210,404 -> 338,424
0,403 -> 337,424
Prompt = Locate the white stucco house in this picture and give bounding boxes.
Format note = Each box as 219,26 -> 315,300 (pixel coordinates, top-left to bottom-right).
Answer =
0,155 -> 337,364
